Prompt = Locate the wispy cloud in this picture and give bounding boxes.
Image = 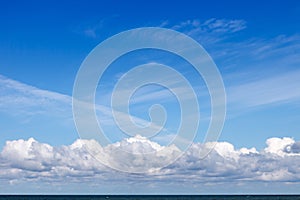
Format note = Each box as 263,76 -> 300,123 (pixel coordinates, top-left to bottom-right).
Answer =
76,15 -> 119,39
248,34 -> 300,60
171,18 -> 246,34
227,69 -> 300,108
0,75 -> 71,103
163,19 -> 300,111
0,74 -> 167,136
216,34 -> 300,69
163,19 -> 299,72
161,18 -> 246,46
0,75 -> 71,116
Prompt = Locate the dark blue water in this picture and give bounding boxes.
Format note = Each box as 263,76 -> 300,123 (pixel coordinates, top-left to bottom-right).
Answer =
0,195 -> 300,200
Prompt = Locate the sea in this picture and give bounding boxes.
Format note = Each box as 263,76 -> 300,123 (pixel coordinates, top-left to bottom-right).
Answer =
0,195 -> 299,200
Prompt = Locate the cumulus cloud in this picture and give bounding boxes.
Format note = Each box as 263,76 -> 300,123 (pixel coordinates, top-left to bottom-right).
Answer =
264,137 -> 295,156
288,141 -> 300,153
1,136 -> 300,184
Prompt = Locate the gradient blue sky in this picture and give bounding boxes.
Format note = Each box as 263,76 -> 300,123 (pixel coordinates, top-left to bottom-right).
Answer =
1,0 -> 300,194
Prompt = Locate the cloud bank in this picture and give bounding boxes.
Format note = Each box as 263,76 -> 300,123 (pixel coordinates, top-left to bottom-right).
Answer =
1,136 -> 300,185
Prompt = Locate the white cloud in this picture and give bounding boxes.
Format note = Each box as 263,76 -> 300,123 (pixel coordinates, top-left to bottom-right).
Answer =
0,74 -> 71,116
218,34 -> 300,73
264,137 -> 295,156
0,74 -> 166,133
77,15 -> 119,38
227,69 -> 300,108
0,75 -> 71,104
171,18 -> 246,35
161,19 -> 300,111
163,18 -> 246,46
1,136 -> 300,184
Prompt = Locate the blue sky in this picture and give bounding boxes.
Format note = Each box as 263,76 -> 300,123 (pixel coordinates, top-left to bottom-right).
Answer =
1,0 -> 300,194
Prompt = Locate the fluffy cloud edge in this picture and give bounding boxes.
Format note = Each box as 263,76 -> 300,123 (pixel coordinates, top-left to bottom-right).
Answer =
1,136 -> 300,184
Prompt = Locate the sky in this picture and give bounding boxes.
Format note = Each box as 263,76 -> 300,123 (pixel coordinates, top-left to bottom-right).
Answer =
0,0 -> 300,194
